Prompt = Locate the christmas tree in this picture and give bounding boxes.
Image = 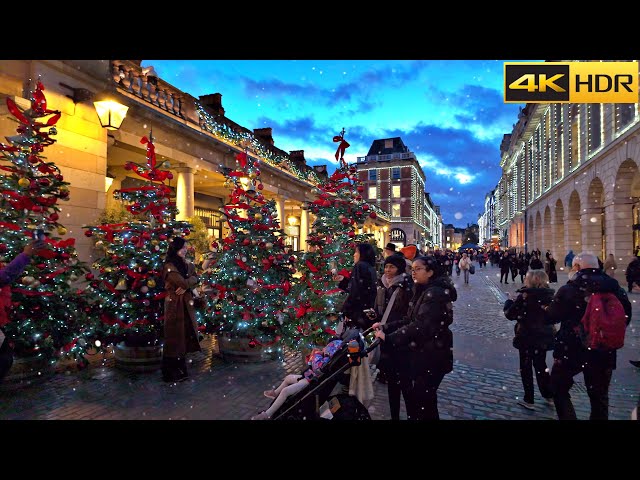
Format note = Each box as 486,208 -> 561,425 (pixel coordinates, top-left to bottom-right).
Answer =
82,132 -> 193,347
285,129 -> 378,349
204,144 -> 296,350
0,81 -> 95,363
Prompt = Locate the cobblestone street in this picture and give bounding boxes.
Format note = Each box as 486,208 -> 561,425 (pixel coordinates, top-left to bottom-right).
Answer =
1,265 -> 639,421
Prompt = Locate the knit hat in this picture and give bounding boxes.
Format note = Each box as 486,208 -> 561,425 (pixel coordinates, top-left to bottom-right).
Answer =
400,244 -> 417,261
384,254 -> 407,272
384,243 -> 396,253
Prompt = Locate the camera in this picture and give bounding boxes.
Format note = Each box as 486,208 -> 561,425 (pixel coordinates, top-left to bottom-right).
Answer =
363,308 -> 376,318
32,229 -> 45,241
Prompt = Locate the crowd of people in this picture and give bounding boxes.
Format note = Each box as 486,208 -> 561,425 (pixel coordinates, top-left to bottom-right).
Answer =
2,234 -> 638,420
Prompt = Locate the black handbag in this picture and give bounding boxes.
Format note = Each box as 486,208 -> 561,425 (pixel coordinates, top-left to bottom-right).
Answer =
469,264 -> 475,274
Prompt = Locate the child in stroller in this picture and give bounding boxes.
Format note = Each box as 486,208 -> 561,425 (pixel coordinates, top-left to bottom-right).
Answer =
251,339 -> 343,420
251,329 -> 377,420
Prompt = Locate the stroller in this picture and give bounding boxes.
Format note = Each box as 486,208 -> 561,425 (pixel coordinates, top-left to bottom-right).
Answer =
270,328 -> 380,421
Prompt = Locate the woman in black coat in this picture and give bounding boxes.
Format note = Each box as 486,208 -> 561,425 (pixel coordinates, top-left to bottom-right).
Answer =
337,242 -> 378,331
371,253 -> 413,421
503,269 -> 555,409
373,255 -> 457,420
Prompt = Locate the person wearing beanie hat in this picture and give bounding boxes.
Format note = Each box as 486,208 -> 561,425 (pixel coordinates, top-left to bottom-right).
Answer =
384,254 -> 407,273
373,253 -> 413,419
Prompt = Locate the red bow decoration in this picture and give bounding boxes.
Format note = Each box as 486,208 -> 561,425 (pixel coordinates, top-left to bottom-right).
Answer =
333,133 -> 350,165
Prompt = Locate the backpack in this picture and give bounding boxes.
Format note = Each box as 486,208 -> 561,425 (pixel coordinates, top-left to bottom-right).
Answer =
576,292 -> 627,350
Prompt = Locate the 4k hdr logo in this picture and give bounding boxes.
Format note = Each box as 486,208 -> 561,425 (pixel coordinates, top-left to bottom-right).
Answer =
504,62 -> 639,103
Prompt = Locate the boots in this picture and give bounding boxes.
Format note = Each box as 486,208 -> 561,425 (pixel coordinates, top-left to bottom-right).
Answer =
162,357 -> 188,383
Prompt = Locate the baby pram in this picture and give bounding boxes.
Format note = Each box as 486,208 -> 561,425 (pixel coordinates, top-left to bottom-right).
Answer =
270,328 -> 379,421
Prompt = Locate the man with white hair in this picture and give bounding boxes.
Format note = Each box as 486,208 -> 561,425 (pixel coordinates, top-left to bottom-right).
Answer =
546,252 -> 632,420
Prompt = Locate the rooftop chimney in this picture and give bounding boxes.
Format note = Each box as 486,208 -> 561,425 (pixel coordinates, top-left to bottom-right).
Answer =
289,150 -> 306,166
199,93 -> 225,115
253,127 -> 274,146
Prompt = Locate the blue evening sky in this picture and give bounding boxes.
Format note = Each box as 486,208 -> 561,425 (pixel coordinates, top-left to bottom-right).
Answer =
143,60 -> 542,227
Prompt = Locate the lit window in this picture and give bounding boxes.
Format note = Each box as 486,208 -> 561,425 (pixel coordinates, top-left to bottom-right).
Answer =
392,203 -> 401,217
368,186 -> 376,199
369,170 -> 377,180
392,185 -> 400,198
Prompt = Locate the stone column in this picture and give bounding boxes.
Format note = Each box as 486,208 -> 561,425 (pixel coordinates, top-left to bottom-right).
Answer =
300,208 -> 309,252
106,175 -> 124,210
175,166 -> 194,220
580,207 -> 603,257
605,201 -> 634,277
275,196 -> 285,229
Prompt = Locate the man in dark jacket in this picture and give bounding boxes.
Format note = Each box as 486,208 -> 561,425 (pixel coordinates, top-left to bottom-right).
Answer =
546,252 -> 632,420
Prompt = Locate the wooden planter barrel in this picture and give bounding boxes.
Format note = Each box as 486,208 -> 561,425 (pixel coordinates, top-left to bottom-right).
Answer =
1,355 -> 54,390
217,333 -> 278,363
114,342 -> 162,372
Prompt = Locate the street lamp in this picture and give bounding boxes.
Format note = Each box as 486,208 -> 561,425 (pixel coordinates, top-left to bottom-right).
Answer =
60,82 -> 129,131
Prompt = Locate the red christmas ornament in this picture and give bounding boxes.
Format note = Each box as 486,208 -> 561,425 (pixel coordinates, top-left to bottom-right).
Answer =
248,340 -> 257,348
357,186 -> 364,193
84,230 -> 93,237
362,204 -> 369,211
85,273 -> 94,280
159,234 -> 168,241
369,212 -> 377,219
0,244 -> 6,253
49,213 -> 59,222
289,255 -> 297,263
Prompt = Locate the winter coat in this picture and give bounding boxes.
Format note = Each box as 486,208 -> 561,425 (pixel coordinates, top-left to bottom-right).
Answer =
162,261 -> 201,358
503,287 -> 555,351
339,260 -> 378,330
459,256 -> 471,271
546,269 -> 632,370
499,256 -> 511,273
564,251 -> 575,267
529,258 -> 543,270
384,276 -> 457,377
626,258 -> 640,284
374,272 -> 412,374
603,256 -> 617,277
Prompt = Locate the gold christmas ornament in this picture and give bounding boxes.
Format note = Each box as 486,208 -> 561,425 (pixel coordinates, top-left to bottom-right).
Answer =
18,177 -> 30,188
57,227 -> 67,236
21,276 -> 36,285
254,213 -> 263,220
115,277 -> 127,290
147,279 -> 157,288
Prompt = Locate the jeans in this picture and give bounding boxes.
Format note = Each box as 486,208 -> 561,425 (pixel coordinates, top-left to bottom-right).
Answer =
463,269 -> 470,283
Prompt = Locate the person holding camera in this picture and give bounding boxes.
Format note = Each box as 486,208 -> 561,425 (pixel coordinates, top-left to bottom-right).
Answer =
0,237 -> 47,382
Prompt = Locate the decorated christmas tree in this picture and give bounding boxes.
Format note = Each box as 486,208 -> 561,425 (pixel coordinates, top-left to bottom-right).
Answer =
82,132 -> 193,347
0,81 -> 95,363
203,144 -> 296,350
285,129 -> 378,349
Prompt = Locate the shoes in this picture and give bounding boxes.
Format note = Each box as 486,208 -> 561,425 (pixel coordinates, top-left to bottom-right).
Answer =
251,411 -> 270,420
517,400 -> 536,410
542,396 -> 555,405
263,390 -> 277,399
629,360 -> 640,368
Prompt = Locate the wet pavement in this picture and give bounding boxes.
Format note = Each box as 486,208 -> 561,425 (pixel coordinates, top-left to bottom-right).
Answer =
1,264 -> 639,420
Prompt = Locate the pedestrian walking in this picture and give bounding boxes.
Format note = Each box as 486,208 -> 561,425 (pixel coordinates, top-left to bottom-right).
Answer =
545,252 -> 632,420
503,269 -> 555,410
